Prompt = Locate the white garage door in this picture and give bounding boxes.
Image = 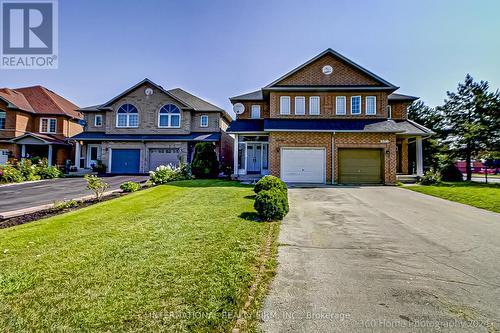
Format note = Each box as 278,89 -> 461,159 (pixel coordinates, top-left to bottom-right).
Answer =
280,148 -> 325,183
149,148 -> 180,171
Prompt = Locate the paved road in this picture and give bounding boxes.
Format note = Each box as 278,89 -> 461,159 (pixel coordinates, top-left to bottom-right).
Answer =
262,186 -> 500,332
0,176 -> 149,214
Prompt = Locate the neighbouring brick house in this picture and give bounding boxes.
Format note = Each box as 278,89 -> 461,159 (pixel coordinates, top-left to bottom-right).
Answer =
227,49 -> 433,184
0,86 -> 83,166
72,78 -> 233,174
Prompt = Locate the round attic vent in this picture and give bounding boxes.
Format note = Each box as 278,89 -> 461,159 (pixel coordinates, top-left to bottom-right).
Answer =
145,88 -> 154,96
322,65 -> 333,75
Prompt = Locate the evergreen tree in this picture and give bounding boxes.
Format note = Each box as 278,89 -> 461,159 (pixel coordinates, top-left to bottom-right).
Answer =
191,142 -> 219,179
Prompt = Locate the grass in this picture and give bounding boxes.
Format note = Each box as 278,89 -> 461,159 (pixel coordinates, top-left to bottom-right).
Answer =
405,181 -> 500,213
0,180 -> 278,332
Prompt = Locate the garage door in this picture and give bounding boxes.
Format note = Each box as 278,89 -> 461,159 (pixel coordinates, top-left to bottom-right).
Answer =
281,148 -> 325,183
338,149 -> 383,184
111,149 -> 140,174
149,148 -> 180,171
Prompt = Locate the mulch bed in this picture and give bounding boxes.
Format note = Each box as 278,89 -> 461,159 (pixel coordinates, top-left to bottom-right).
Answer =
0,193 -> 125,229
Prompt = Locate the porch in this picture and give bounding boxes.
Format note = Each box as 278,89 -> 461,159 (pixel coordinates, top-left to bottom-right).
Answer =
396,135 -> 424,178
232,135 -> 270,177
11,133 -> 71,167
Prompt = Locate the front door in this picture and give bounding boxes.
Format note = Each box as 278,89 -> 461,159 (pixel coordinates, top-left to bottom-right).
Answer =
87,145 -> 101,168
247,143 -> 262,174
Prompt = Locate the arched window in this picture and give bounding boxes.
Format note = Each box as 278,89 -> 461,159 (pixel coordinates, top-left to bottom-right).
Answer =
116,104 -> 139,127
158,104 -> 181,128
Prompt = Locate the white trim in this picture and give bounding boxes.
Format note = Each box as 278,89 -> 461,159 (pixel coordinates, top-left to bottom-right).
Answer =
279,96 -> 290,115
39,117 -> 57,133
200,115 -> 209,127
86,144 -> 101,168
94,114 -> 103,127
335,96 -> 346,115
309,96 -> 320,115
108,148 -> 112,173
233,134 -> 239,176
280,147 -> 326,184
350,96 -> 361,115
115,103 -> 140,128
250,105 -> 261,119
416,136 -> 424,176
157,105 -> 182,128
365,96 -> 376,115
294,96 -> 305,115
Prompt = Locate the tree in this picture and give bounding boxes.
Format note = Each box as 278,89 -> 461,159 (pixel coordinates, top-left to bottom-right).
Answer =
191,142 -> 219,178
437,74 -> 500,181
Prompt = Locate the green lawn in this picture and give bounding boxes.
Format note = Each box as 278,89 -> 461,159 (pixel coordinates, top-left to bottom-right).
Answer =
0,180 -> 278,332
405,182 -> 500,213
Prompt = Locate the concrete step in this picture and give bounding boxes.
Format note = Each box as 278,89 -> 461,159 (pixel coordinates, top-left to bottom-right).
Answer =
397,174 -> 419,184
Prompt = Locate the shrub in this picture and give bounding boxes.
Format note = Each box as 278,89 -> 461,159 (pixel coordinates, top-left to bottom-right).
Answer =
84,175 -> 109,201
35,158 -> 62,179
419,169 -> 442,185
91,160 -> 107,174
0,163 -> 24,183
254,175 -> 287,194
191,142 -> 219,179
18,159 -> 40,181
120,181 -> 141,192
149,163 -> 191,185
441,163 -> 463,182
53,199 -> 79,210
254,188 -> 289,221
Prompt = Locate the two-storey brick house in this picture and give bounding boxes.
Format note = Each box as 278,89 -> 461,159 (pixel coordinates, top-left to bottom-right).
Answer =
72,79 -> 233,174
0,86 -> 83,166
228,49 -> 433,184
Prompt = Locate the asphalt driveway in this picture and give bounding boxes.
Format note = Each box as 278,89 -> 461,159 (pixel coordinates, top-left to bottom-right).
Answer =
0,175 -> 148,216
261,186 -> 500,332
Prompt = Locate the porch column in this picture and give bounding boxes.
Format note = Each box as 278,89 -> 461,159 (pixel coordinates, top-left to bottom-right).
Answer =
233,134 -> 239,176
48,145 -> 53,166
416,136 -> 423,176
21,144 -> 26,158
74,141 -> 81,169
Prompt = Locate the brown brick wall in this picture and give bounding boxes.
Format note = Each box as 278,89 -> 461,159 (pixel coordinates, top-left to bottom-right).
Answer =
234,101 -> 269,119
389,101 -> 409,120
275,53 -> 381,86
269,91 -> 389,119
268,132 -> 397,185
219,131 -> 234,171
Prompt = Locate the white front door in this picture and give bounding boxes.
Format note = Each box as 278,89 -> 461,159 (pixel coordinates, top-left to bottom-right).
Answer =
87,144 -> 101,168
280,148 -> 325,183
247,143 -> 262,173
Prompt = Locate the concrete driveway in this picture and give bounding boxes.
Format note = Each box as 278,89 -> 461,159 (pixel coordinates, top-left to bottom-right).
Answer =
0,175 -> 148,217
261,186 -> 500,332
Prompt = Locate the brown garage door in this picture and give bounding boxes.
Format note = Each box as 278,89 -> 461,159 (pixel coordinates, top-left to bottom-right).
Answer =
338,149 -> 383,184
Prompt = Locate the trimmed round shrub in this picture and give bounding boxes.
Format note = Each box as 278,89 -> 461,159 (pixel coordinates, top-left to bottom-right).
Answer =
191,142 -> 219,179
120,181 -> 141,192
254,175 -> 287,194
441,163 -> 463,182
254,188 -> 289,221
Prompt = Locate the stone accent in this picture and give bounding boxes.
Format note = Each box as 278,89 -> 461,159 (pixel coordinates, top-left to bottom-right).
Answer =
268,132 -> 397,185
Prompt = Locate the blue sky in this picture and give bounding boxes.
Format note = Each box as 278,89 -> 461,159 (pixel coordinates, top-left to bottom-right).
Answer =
1,0 -> 499,117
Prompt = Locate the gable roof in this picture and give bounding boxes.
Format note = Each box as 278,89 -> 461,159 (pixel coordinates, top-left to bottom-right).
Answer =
0,86 -> 81,119
229,90 -> 263,102
100,78 -> 190,108
264,48 -> 398,89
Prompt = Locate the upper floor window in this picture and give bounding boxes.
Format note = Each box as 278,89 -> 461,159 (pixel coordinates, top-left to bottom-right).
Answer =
200,115 -> 209,127
280,96 -> 290,115
158,104 -> 181,128
351,96 -> 361,115
336,96 -> 346,115
294,97 -> 305,115
251,105 -> 261,119
40,118 -> 57,133
116,104 -> 139,127
94,114 -> 103,127
0,111 -> 5,129
365,96 -> 376,115
309,96 -> 320,115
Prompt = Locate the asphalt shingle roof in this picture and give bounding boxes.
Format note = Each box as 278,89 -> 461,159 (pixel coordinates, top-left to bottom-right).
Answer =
72,132 -> 221,142
229,90 -> 263,101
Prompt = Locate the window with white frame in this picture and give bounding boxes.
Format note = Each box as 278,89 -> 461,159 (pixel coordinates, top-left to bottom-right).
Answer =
251,105 -> 261,119
279,96 -> 290,115
116,104 -> 139,127
200,115 -> 209,127
0,111 -> 5,129
365,96 -> 376,115
294,96 -> 305,115
351,96 -> 361,115
336,96 -> 346,115
158,104 -> 181,128
40,118 -> 57,133
94,114 -> 103,127
309,96 -> 320,115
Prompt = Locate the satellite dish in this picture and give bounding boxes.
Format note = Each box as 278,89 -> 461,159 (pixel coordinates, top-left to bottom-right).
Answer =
233,103 -> 245,115
145,88 -> 154,96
